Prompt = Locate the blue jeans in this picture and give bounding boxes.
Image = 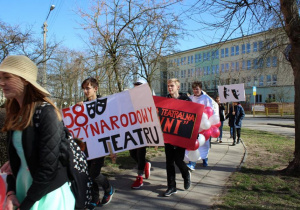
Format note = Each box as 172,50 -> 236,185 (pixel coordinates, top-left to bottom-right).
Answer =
219,121 -> 224,139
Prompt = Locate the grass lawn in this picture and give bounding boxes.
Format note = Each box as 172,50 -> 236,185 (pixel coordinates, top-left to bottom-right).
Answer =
213,126 -> 300,209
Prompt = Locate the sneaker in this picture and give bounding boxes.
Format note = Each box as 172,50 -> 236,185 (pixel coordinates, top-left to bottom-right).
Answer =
216,138 -> 219,142
86,202 -> 98,210
184,171 -> 191,190
131,176 -> 143,189
232,141 -> 236,146
101,186 -> 115,206
164,187 -> 177,197
237,139 -> 241,144
202,158 -> 208,167
219,139 -> 223,143
187,161 -> 196,171
144,162 -> 151,179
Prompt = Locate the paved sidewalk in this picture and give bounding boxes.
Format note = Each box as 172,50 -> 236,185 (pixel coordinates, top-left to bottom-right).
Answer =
98,130 -> 246,209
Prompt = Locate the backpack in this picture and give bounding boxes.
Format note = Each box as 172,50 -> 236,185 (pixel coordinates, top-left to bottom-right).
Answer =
33,103 -> 92,209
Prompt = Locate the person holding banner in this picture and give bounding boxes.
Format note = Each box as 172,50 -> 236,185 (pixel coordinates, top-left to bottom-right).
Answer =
78,77 -> 115,208
0,55 -> 75,210
187,81 -> 218,171
163,78 -> 191,197
216,96 -> 225,143
130,79 -> 151,189
226,102 -> 245,145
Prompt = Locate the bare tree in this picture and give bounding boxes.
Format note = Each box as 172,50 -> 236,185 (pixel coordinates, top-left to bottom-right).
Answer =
77,0 -> 179,92
127,4 -> 182,89
185,0 -> 300,174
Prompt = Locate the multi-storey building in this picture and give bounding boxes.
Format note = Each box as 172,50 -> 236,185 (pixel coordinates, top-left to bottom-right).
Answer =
153,29 -> 294,106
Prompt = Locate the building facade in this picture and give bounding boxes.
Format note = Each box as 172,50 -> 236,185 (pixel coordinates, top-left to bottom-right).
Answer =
153,29 -> 294,106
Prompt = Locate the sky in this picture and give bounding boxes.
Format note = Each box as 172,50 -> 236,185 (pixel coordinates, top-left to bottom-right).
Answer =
0,0 -> 220,52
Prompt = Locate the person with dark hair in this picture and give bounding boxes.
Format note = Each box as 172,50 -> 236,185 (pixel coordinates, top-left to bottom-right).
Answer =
163,78 -> 191,197
186,81 -> 218,170
226,102 -> 245,145
129,79 -> 151,189
215,96 -> 225,143
78,77 -> 115,209
0,55 -> 75,210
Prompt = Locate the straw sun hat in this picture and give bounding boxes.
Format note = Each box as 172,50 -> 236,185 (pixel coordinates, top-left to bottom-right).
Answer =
0,55 -> 50,96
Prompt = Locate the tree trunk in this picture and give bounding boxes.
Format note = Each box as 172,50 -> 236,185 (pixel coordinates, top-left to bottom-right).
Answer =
280,0 -> 300,174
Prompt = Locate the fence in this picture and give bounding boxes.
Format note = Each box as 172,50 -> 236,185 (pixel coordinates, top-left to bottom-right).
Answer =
251,103 -> 294,117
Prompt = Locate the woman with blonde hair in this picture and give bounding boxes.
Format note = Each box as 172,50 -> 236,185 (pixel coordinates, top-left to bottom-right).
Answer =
0,55 -> 75,210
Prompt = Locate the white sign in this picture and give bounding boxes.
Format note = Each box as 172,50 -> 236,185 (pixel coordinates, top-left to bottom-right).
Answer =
218,83 -> 246,103
62,84 -> 164,160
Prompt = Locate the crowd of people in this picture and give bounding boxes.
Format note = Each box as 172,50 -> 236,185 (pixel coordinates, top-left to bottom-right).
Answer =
0,55 -> 245,209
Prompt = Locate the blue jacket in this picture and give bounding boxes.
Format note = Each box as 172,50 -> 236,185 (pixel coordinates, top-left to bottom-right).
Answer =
226,104 -> 245,128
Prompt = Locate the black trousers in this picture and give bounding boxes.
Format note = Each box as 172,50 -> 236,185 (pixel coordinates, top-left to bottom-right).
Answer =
233,127 -> 241,142
130,147 -> 146,175
164,143 -> 189,188
88,157 -> 111,203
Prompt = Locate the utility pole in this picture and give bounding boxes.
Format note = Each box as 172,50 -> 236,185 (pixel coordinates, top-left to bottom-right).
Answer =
42,5 -> 55,88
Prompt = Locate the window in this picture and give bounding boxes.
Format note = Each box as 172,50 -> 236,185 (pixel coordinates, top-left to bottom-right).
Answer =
242,60 -> 246,70
253,59 -> 258,69
199,53 -> 202,62
266,75 -> 271,85
216,64 -> 219,74
247,60 -> 251,70
268,94 -> 276,102
225,63 -> 229,72
242,44 -> 246,54
191,68 -> 194,77
235,45 -> 239,55
183,57 -> 186,65
184,69 -> 186,78
258,58 -> 264,68
188,56 -> 190,64
272,75 -> 277,85
212,65 -> 215,74
207,66 -> 210,75
236,62 -> 239,71
221,64 -> 225,72
231,62 -> 235,72
231,46 -> 235,56
181,70 -> 184,78
215,50 -> 219,59
225,48 -> 229,57
191,55 -> 193,64
207,52 -> 210,60
247,43 -> 251,53
256,95 -> 262,103
259,75 -> 264,86
181,58 -> 184,65
221,49 -> 225,58
272,56 -> 277,67
254,76 -> 258,86
266,57 -> 271,67
177,58 -> 180,66
188,69 -> 191,77
203,66 -> 206,75
259,41 -> 263,51
203,52 -> 207,61
195,54 -> 198,63
253,42 -> 258,52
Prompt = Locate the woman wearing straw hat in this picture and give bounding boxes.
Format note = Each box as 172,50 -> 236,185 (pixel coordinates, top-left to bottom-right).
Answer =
0,55 -> 75,210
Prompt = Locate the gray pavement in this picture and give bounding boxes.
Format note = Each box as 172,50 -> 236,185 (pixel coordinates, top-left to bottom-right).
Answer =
99,130 -> 245,209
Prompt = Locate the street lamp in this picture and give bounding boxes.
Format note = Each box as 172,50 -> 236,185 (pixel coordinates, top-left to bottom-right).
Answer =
42,5 -> 55,88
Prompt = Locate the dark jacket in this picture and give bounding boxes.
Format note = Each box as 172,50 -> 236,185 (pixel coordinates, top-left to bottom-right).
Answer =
6,104 -> 69,210
218,104 -> 225,122
167,92 -> 191,101
226,104 -> 245,128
